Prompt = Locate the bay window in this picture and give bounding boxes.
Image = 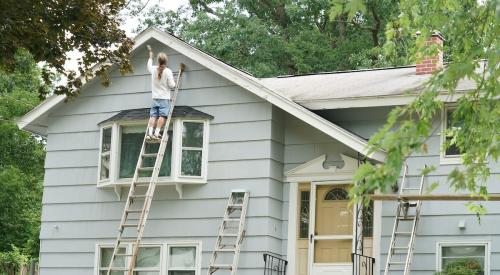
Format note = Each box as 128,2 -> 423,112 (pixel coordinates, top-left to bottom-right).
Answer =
97,107 -> 211,187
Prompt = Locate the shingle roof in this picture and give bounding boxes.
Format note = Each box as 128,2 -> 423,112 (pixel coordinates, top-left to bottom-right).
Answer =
259,65 -> 477,104
98,106 -> 214,125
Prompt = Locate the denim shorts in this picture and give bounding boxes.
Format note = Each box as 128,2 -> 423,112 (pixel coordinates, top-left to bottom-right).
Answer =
150,99 -> 171,118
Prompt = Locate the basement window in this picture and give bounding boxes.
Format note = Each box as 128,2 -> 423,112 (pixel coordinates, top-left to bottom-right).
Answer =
437,242 -> 489,274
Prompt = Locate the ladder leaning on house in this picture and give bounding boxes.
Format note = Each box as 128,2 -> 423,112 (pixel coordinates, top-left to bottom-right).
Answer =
208,191 -> 250,275
384,164 -> 426,275
106,63 -> 186,275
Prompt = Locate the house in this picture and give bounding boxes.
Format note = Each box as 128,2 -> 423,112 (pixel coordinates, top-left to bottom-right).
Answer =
18,28 -> 499,275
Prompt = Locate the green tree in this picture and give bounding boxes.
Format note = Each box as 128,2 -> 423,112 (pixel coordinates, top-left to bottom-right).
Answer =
0,50 -> 45,265
0,0 -> 135,97
138,0 -> 402,77
348,0 -> 499,212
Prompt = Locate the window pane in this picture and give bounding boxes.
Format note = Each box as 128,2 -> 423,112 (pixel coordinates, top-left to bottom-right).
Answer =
168,272 -> 195,275
445,109 -> 463,156
136,247 -> 161,268
299,191 -> 310,239
182,122 -> 203,148
100,247 -> 126,268
120,126 -> 172,178
169,246 -> 196,269
102,128 -> 112,152
100,154 -> 111,180
181,150 -> 202,176
442,246 -> 485,257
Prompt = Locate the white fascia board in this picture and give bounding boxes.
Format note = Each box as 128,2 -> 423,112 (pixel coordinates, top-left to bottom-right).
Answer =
16,94 -> 66,136
142,28 -> 386,162
297,91 -> 468,110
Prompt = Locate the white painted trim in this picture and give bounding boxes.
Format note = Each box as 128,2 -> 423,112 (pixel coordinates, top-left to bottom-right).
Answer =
285,154 -> 360,183
436,241 -> 490,275
372,201 -> 382,275
295,92 -> 468,110
16,94 -> 66,136
94,241 -> 202,275
286,182 -> 299,275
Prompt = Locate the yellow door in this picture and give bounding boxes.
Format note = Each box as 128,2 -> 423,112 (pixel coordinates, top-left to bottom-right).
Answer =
308,184 -> 353,275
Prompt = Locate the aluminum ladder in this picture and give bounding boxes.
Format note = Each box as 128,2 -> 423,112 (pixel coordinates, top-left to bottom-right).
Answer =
106,63 -> 185,275
208,191 -> 250,275
384,164 -> 426,275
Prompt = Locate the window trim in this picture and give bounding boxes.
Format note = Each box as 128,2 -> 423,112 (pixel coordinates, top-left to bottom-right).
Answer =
436,241 -> 490,275
94,241 -> 202,275
440,105 -> 463,165
97,118 -> 209,188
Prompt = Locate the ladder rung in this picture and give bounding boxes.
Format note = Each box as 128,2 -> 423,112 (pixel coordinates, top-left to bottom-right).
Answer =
398,216 -> 415,220
118,238 -> 138,243
216,248 -> 236,252
403,187 -> 420,191
210,264 -> 233,270
138,167 -> 154,172
389,261 -> 406,265
145,138 -> 161,144
224,218 -> 240,222
228,204 -> 243,209
221,233 -> 238,237
130,195 -> 148,199
141,153 -> 158,158
134,180 -> 151,186
395,231 -> 412,235
115,253 -> 133,257
392,246 -> 409,250
121,223 -> 138,227
126,209 -> 143,214
108,267 -> 128,271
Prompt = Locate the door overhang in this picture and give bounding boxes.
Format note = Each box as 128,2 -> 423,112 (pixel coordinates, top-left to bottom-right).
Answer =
285,154 -> 360,183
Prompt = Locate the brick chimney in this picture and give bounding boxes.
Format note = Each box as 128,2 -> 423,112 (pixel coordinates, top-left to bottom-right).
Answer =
416,31 -> 444,75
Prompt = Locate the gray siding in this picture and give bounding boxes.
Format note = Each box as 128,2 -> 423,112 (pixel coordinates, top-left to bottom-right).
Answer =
40,40 -> 282,275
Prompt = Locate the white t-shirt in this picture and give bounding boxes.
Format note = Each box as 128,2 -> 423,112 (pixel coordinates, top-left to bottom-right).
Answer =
147,58 -> 176,99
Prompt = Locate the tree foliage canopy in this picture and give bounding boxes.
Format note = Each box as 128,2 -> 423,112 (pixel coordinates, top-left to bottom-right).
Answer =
0,50 -> 45,260
138,0 -> 404,77
349,0 -> 499,212
0,0 -> 135,97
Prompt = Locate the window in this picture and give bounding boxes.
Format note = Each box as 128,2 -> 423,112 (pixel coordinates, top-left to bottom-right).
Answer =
299,191 -> 310,239
167,244 -> 200,275
96,243 -> 201,275
438,242 -> 489,274
99,127 -> 112,181
324,188 -> 349,200
98,246 -> 126,275
180,122 -> 204,177
134,246 -> 161,275
441,106 -> 464,163
97,119 -> 209,186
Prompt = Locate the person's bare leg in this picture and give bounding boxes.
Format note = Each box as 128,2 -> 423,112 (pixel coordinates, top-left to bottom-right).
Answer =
154,117 -> 166,137
147,117 -> 157,138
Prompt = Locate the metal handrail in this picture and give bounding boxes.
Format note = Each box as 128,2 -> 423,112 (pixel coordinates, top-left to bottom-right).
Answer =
352,253 -> 375,275
263,253 -> 288,275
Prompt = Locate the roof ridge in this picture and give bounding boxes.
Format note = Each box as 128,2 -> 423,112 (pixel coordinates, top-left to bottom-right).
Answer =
270,65 -> 416,79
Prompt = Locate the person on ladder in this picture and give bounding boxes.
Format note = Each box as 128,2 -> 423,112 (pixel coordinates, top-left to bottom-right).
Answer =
146,45 -> 176,141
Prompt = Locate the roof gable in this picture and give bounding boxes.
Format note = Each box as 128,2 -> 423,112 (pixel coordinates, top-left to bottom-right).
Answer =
17,27 -> 386,162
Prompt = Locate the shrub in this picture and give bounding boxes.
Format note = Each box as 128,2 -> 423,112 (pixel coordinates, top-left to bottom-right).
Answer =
436,258 -> 483,275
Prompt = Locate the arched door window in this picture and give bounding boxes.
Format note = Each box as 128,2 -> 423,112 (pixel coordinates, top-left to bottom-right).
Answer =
324,188 -> 349,201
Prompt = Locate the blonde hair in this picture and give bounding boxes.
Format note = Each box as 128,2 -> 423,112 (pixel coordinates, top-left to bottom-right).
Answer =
157,52 -> 168,80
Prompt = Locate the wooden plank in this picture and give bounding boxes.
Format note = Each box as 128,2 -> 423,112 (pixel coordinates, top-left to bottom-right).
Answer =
371,194 -> 500,201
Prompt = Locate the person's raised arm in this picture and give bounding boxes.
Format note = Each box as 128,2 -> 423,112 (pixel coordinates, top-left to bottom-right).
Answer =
147,45 -> 154,74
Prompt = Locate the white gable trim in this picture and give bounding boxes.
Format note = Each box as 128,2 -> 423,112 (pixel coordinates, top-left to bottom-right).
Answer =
285,154 -> 360,182
18,27 -> 386,162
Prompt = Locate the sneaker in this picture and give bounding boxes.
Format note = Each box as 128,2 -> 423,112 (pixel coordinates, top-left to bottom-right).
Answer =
153,133 -> 162,140
145,135 -> 152,141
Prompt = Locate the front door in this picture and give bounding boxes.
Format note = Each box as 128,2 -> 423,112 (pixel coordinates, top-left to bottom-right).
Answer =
309,183 -> 353,275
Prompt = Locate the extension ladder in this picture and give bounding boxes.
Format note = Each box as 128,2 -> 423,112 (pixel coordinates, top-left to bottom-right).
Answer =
384,164 -> 426,275
208,191 -> 250,275
106,63 -> 185,275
